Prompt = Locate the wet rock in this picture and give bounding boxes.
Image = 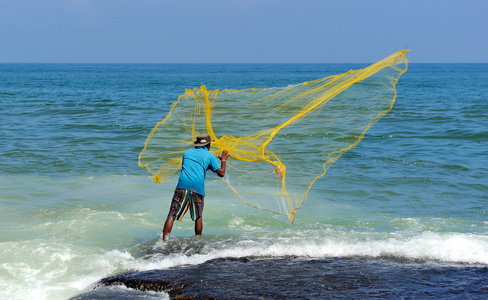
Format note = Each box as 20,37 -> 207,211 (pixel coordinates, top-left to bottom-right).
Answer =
71,256 -> 488,300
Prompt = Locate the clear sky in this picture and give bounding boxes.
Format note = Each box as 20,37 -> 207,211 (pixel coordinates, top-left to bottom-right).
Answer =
1,0 -> 487,63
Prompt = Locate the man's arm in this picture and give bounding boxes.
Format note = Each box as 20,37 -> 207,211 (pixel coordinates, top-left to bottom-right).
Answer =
216,150 -> 229,177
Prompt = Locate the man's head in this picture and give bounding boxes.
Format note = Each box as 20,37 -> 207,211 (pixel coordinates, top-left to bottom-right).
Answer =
193,133 -> 213,148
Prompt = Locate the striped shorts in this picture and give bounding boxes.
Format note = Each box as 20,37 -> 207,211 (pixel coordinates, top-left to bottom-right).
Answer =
168,188 -> 204,221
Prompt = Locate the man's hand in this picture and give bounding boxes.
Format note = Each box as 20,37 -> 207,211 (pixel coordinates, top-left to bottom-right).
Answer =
219,150 -> 229,161
216,150 -> 229,177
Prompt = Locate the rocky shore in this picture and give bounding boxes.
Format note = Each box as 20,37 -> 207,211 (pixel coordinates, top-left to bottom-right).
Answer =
71,256 -> 488,299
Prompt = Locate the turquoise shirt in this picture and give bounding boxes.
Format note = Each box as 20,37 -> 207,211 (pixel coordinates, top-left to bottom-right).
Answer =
176,146 -> 221,196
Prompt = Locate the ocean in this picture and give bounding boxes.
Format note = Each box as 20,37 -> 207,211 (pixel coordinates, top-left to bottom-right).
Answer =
0,62 -> 487,299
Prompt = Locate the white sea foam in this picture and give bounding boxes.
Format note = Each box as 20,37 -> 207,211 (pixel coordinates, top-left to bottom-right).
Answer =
126,231 -> 488,275
0,240 -> 136,300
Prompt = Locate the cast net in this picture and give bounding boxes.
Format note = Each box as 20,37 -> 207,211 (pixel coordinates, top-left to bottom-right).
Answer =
139,50 -> 409,223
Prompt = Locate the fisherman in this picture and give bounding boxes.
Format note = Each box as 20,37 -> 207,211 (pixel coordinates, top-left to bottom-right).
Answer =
162,133 -> 229,241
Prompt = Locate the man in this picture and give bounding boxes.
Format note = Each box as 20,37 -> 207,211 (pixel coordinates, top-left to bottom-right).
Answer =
162,133 -> 229,241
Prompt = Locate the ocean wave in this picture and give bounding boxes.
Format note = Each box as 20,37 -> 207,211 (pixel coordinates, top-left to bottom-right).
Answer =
133,231 -> 488,271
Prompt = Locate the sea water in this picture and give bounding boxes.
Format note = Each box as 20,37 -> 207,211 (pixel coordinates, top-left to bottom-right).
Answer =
0,63 -> 487,299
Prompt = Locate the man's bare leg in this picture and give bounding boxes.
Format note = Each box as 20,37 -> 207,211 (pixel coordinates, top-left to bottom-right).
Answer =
162,217 -> 175,241
195,218 -> 203,236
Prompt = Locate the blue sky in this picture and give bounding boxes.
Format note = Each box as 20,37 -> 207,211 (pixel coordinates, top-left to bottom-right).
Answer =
1,0 -> 487,63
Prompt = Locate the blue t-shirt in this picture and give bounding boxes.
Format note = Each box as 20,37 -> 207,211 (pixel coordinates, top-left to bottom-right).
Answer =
176,146 -> 221,196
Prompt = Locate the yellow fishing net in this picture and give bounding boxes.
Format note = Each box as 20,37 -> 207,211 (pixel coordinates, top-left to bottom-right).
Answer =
139,50 -> 409,223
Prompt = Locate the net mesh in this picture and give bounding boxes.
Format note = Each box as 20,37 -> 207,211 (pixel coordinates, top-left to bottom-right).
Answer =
139,50 -> 409,223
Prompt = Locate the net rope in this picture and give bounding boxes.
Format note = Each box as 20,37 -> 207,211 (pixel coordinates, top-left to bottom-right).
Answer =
139,50 -> 409,223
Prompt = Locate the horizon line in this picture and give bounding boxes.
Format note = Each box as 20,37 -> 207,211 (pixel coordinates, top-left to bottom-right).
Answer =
1,61 -> 487,64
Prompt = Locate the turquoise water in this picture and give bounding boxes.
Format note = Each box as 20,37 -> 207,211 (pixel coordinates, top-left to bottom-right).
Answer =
1,63 -> 487,299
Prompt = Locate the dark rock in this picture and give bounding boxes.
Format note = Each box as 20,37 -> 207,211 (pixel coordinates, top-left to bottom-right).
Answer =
97,270 -> 190,298
70,256 -> 488,300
